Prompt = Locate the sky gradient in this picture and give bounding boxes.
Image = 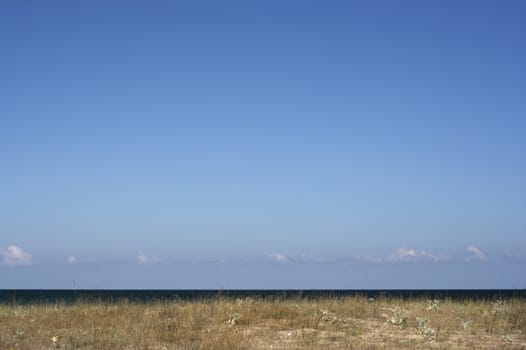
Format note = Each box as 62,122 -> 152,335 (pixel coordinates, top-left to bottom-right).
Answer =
1,0 -> 526,288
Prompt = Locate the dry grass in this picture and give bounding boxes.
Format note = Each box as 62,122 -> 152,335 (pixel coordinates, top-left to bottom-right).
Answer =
1,296 -> 525,349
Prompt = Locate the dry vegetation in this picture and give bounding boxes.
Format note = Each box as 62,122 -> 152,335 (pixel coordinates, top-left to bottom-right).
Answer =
1,296 -> 525,349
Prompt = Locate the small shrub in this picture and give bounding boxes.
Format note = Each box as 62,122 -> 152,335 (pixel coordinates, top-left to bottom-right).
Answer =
426,299 -> 440,311
388,307 -> 409,325
416,317 -> 435,337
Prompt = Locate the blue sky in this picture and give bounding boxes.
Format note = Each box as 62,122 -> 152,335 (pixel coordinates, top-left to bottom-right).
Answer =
1,0 -> 525,288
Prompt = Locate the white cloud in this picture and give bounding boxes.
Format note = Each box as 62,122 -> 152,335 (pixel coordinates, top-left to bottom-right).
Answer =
1,245 -> 32,266
267,253 -> 322,264
137,251 -> 159,265
465,245 -> 488,262
67,255 -> 77,264
270,253 -> 288,264
266,249 -> 450,265
388,247 -> 442,263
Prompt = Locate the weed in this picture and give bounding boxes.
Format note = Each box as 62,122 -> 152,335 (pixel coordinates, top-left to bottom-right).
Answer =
416,317 -> 435,337
388,306 -> 409,325
426,299 -> 440,311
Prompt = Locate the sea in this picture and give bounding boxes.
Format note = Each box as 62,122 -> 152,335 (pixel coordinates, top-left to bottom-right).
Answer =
1,289 -> 525,305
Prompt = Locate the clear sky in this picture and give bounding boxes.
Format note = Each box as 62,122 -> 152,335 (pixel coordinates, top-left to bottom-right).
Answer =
1,0 -> 525,289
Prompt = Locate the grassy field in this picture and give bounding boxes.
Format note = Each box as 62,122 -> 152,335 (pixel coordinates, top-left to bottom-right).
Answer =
1,296 -> 525,349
